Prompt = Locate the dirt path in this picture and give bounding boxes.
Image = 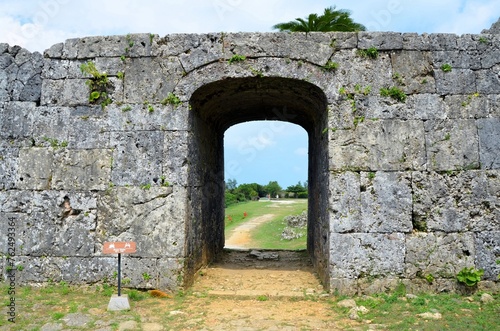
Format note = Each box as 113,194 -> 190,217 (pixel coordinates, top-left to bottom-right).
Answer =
182,249 -> 354,330
224,214 -> 275,249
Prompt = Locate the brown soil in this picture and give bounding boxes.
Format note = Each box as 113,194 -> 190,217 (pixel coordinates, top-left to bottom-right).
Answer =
173,249 -> 356,330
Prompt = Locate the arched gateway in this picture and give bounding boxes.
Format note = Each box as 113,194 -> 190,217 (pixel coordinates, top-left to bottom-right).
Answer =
0,32 -> 498,294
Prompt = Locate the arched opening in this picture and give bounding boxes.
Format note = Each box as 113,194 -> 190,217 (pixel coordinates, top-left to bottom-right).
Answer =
185,77 -> 330,288
223,120 -> 308,250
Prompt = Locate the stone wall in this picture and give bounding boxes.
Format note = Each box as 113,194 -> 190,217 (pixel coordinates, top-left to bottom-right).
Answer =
1,30 -> 499,294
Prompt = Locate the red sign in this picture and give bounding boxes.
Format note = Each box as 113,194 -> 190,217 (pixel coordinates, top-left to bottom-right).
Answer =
103,242 -> 136,254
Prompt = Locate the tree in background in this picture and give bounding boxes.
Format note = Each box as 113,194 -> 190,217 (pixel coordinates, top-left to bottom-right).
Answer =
265,181 -> 282,197
272,6 -> 366,32
286,181 -> 307,198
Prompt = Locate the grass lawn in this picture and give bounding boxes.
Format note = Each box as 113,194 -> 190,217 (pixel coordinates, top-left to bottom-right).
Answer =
224,199 -> 307,250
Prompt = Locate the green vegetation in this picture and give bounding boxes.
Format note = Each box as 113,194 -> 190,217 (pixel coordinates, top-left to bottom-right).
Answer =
272,6 -> 366,32
478,36 -> 488,43
380,86 -> 407,102
323,61 -> 339,71
161,92 -> 182,107
80,61 -> 113,109
224,199 -> 307,250
333,287 -> 499,330
356,47 -> 378,59
42,137 -> 68,148
228,54 -> 246,64
441,63 -> 452,72
1,282 -> 497,330
456,267 -> 484,287
225,179 -> 307,207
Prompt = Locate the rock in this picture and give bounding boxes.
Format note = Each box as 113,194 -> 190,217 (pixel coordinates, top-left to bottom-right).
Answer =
170,310 -> 186,316
417,312 -> 442,320
480,293 -> 494,304
40,323 -> 63,331
61,313 -> 91,327
248,250 -> 279,260
118,320 -> 138,331
337,298 -> 357,308
481,17 -> 500,34
406,294 -> 418,300
348,306 -> 369,320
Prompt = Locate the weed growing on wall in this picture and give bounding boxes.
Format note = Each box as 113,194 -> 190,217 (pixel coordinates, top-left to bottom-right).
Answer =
80,61 -> 112,109
161,93 -> 182,107
356,47 -> 378,59
441,63 -> 452,72
228,54 -> 246,64
456,267 -> 484,287
380,86 -> 407,102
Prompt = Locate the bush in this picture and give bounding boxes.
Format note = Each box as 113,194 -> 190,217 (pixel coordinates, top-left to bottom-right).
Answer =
297,192 -> 308,198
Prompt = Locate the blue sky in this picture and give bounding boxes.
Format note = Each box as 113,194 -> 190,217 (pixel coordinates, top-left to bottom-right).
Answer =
1,0 -> 498,188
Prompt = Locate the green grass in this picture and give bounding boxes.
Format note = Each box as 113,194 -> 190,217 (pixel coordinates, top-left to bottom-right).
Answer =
225,199 -> 307,250
333,289 -> 500,331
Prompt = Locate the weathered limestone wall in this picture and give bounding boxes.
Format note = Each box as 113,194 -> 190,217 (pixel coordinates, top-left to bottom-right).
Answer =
1,30 -> 499,294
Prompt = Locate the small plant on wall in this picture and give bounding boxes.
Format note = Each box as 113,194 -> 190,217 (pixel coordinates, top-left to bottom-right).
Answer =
80,61 -> 113,109
456,267 -> 484,287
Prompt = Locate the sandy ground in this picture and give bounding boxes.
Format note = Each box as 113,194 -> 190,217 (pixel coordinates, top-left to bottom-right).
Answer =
224,214 -> 275,249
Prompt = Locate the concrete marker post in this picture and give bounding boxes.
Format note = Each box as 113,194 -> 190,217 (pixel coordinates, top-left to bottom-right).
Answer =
103,241 -> 137,311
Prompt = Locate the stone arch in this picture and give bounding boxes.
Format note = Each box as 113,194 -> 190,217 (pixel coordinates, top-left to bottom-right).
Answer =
183,75 -> 331,288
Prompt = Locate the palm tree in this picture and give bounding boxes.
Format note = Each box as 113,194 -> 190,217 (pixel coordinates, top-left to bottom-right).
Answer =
272,6 -> 366,32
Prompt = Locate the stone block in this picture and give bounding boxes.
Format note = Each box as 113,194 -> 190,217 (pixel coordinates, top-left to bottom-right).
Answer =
330,172 -> 412,233
358,32 -> 403,50
31,106 -> 71,146
0,147 -> 18,190
225,32 -> 338,66
0,192 -> 98,256
40,79 -> 89,106
329,119 -> 426,171
107,103 -> 189,132
120,257 -> 159,289
330,50 -> 393,91
428,34 -> 458,50
424,119 -> 479,171
435,69 -> 476,95
0,190 -> 33,213
329,278 -> 358,296
412,171 -> 500,232
157,33 -> 224,68
443,94 -> 489,119
52,149 -> 112,190
110,131 -> 164,186
329,233 -> 405,279
405,232 -> 475,278
402,33 -> 432,50
390,51 -> 435,94
61,34 -> 153,59
42,58 -> 84,80
97,186 -> 185,258
17,148 -> 53,190
475,232 -> 500,280
163,131 -> 189,186
68,107 -> 110,149
476,68 -> 500,94
411,94 -> 447,119
478,118 -> 500,169
432,50 -> 481,70
123,57 -> 184,103
158,258 -> 184,290
0,101 -> 35,140
14,256 -> 115,284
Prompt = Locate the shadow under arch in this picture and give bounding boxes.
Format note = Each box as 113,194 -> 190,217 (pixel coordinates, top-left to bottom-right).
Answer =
185,76 -> 330,289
